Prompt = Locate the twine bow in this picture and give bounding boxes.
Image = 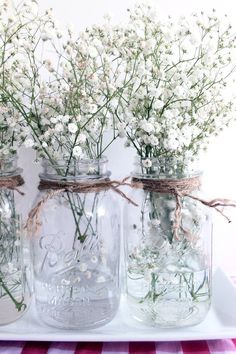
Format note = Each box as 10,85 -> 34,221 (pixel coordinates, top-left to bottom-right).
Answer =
132,176 -> 236,240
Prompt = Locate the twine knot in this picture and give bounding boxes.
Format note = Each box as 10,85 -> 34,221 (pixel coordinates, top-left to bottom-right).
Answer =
132,175 -> 236,240
0,175 -> 25,195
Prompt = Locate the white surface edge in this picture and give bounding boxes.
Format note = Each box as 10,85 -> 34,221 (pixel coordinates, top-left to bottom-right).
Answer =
0,267 -> 236,342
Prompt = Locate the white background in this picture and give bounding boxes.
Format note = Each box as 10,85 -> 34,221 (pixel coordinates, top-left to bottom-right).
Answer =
19,0 -> 236,274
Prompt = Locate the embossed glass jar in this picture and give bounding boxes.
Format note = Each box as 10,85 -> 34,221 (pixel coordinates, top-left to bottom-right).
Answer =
124,158 -> 212,328
31,157 -> 121,329
0,155 -> 31,325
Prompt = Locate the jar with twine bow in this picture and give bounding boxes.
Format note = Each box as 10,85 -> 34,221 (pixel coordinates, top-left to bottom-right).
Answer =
124,158 -> 233,328
28,157 -> 127,329
0,155 -> 31,325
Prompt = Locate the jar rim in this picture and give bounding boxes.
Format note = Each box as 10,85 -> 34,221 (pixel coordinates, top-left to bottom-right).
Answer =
132,170 -> 203,180
40,156 -> 111,181
0,168 -> 23,178
0,154 -> 20,177
0,154 -> 18,162
133,157 -> 202,180
42,156 -> 108,167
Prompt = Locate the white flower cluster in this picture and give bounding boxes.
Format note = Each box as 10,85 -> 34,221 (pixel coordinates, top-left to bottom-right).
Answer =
112,3 -> 236,172
0,0 -> 38,156
0,106 -> 28,156
1,4 -> 125,167
0,0 -> 64,158
1,1 -> 236,174
29,24 -> 122,163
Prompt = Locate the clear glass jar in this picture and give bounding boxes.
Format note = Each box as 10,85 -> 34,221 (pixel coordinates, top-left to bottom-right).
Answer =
32,157 -> 121,329
0,155 -> 31,325
124,158 -> 212,328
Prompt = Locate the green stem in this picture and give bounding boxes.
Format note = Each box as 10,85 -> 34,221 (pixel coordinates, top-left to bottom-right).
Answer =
0,276 -> 26,312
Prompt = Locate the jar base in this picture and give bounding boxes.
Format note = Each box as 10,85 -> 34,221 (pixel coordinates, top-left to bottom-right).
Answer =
0,295 -> 31,326
35,298 -> 120,330
127,297 -> 211,328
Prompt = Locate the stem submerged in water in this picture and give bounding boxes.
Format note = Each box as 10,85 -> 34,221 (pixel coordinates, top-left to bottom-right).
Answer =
0,187 -> 26,313
0,276 -> 26,312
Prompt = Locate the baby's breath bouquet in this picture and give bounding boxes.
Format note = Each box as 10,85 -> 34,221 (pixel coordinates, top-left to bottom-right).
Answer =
0,0 -> 33,157
114,3 -> 236,174
113,3 -> 236,327
5,14 -> 127,171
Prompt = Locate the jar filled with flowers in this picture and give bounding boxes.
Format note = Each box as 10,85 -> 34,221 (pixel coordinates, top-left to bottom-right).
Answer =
3,9 -> 132,328
113,3 -> 236,327
0,0 -> 36,325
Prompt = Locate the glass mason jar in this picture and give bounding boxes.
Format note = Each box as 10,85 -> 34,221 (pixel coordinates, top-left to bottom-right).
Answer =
0,155 -> 31,325
124,158 -> 212,328
31,157 -> 121,329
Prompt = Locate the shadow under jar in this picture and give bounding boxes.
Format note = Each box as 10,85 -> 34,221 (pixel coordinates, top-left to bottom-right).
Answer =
0,156 -> 31,325
124,158 -> 212,328
31,157 -> 121,329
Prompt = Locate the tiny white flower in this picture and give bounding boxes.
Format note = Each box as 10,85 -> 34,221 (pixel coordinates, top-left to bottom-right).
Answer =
74,276 -> 81,283
24,138 -> 34,148
73,146 -> 83,158
143,135 -> 151,144
77,133 -> 86,144
175,86 -> 186,97
61,115 -> 70,123
89,104 -> 97,114
68,123 -> 78,134
14,239 -> 21,247
85,271 -> 92,279
144,269 -> 152,282
96,276 -> 106,283
41,31 -> 53,42
79,262 -> 88,272
55,123 -> 63,132
142,158 -> 152,168
61,279 -> 70,286
145,38 -> 156,50
7,263 -> 15,273
50,117 -> 58,124
151,219 -> 161,227
149,87 -> 162,97
117,122 -> 126,138
140,120 -> 154,134
43,59 -> 54,72
153,99 -> 164,110
88,46 -> 98,58
149,135 -> 159,146
91,255 -> 98,264
101,256 -> 107,265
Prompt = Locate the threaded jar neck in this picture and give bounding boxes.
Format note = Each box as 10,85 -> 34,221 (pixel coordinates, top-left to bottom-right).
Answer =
0,155 -> 19,177
40,156 -> 111,182
133,157 -> 201,180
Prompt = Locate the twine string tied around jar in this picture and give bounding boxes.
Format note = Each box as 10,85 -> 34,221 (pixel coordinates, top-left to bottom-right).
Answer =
26,176 -> 138,236
0,175 -> 25,195
132,176 -> 236,240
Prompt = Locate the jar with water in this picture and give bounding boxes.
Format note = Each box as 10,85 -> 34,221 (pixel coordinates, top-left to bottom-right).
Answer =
31,157 -> 120,329
124,158 -> 212,327
0,155 -> 31,325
